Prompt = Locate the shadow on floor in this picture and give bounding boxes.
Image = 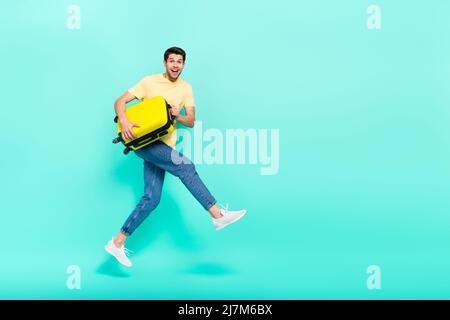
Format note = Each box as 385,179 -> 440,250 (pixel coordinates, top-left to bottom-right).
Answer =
181,262 -> 237,276
96,255 -> 131,278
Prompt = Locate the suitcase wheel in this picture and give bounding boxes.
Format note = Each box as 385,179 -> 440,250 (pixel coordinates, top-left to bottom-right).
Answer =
123,147 -> 131,155
112,136 -> 122,144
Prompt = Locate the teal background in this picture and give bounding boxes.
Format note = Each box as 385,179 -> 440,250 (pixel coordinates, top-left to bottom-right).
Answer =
1,0 -> 449,299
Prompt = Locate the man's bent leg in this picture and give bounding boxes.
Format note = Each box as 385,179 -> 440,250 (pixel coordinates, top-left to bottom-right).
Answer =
135,141 -> 217,211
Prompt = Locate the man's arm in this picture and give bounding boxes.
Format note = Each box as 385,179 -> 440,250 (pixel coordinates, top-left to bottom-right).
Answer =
172,106 -> 195,128
114,91 -> 140,140
114,91 -> 137,122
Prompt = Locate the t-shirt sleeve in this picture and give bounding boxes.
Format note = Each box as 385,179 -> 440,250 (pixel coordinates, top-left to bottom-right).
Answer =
184,85 -> 195,108
128,77 -> 147,100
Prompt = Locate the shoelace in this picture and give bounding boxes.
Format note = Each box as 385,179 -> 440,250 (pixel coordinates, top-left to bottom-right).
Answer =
217,202 -> 229,213
124,247 -> 134,257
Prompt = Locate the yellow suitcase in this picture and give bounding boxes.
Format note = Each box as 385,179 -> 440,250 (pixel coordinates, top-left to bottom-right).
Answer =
112,96 -> 175,154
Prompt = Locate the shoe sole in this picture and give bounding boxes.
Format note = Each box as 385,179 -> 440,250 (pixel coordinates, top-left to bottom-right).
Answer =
216,210 -> 247,231
104,245 -> 132,268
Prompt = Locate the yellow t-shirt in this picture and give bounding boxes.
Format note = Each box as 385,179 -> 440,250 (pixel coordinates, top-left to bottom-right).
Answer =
128,73 -> 195,148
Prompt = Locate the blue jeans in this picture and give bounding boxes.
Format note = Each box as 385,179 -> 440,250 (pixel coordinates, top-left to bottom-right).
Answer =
121,141 -> 217,236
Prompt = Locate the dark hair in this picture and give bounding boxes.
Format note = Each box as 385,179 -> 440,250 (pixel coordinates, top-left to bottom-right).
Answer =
164,47 -> 186,63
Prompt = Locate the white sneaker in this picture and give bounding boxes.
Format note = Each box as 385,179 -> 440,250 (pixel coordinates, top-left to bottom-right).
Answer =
104,239 -> 133,268
213,205 -> 247,231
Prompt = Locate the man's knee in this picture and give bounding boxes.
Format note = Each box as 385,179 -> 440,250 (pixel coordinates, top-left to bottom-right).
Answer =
140,193 -> 161,211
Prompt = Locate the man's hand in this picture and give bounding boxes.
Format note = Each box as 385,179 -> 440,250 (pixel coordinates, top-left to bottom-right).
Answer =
120,118 -> 140,141
170,104 -> 181,118
172,106 -> 195,128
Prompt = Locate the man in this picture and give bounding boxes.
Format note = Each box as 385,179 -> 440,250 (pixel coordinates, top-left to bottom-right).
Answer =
105,47 -> 247,268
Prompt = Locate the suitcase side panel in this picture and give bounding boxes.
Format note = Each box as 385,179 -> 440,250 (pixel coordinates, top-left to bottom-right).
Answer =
117,96 -> 173,144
